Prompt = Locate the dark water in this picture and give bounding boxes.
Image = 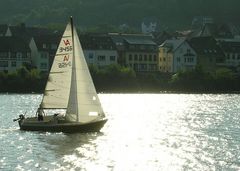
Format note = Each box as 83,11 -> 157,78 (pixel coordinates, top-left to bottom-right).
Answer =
0,94 -> 240,171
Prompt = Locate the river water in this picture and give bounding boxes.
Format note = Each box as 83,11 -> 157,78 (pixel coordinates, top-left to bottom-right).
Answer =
0,94 -> 240,171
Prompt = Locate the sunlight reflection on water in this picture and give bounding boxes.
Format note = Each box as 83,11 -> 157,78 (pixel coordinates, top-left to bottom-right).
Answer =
0,94 -> 240,170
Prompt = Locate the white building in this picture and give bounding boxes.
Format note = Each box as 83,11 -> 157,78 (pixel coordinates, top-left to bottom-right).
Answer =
159,39 -> 197,73
141,17 -> 158,34
81,34 -> 118,67
29,35 -> 60,72
0,37 -> 31,72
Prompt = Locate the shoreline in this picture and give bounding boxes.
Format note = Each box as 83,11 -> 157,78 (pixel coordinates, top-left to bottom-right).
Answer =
2,90 -> 240,94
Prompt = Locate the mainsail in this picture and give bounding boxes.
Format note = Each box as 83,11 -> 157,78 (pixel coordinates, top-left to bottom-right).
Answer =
40,22 -> 73,109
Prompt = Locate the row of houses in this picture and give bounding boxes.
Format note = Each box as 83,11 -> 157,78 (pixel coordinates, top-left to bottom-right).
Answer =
0,23 -> 240,74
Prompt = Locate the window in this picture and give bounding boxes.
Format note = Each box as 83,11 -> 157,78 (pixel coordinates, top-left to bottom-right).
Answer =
133,63 -> 138,71
139,64 -> 147,70
134,54 -> 138,61
149,55 -> 152,61
139,55 -> 142,61
10,52 -> 16,59
88,53 -> 94,59
129,54 -> 132,61
17,52 -> 22,59
153,55 -> 157,61
43,44 -> 47,49
41,53 -> 48,59
0,61 -> 8,67
227,54 -> 230,59
0,52 -> 8,58
187,57 -> 194,63
149,64 -> 157,71
51,44 -> 57,50
177,57 -> 180,62
98,56 -> 106,61
144,55 -> 147,61
40,63 -> 47,69
110,56 -> 116,61
11,61 -> 16,67
22,53 -> 29,59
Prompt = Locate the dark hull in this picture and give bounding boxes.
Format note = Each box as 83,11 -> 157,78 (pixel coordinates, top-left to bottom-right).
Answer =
19,119 -> 107,133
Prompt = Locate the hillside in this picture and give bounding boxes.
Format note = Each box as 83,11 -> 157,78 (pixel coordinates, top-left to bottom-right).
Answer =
0,0 -> 239,31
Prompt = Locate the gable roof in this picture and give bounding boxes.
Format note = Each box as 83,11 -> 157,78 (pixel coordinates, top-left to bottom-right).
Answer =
200,23 -> 237,38
0,37 -> 30,52
152,31 -> 175,45
80,34 -> 116,50
188,36 -> 225,57
218,39 -> 240,53
109,33 -> 156,45
124,36 -> 156,45
33,35 -> 61,51
160,39 -> 185,52
0,24 -> 8,36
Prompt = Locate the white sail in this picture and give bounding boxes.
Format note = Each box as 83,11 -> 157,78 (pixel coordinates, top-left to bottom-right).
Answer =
66,25 -> 104,123
40,23 -> 73,109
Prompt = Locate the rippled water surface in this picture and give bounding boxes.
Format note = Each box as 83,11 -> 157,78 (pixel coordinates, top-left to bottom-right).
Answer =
0,94 -> 240,170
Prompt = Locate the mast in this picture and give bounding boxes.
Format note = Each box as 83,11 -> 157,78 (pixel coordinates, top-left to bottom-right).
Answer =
68,16 -> 79,121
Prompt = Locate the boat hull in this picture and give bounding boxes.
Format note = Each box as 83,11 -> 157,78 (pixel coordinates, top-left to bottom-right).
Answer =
18,117 -> 107,133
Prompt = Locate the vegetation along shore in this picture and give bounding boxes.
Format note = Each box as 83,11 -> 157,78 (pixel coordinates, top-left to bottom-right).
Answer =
0,65 -> 240,94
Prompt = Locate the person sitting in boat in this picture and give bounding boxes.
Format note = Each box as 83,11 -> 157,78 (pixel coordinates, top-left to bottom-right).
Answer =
37,108 -> 44,121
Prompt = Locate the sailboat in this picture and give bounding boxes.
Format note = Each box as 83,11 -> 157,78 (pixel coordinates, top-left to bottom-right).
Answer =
14,17 -> 107,133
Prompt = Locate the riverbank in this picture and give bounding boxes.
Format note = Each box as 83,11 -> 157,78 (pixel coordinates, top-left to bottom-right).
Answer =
1,65 -> 240,94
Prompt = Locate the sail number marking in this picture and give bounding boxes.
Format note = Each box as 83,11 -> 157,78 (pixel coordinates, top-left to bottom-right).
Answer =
58,55 -> 71,68
58,39 -> 72,68
59,39 -> 72,53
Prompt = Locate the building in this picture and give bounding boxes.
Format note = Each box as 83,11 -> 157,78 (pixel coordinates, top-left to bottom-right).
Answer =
110,33 -> 158,72
29,35 -> 60,72
199,23 -> 240,39
0,24 -> 9,37
218,39 -> 240,68
188,36 -> 225,72
80,34 -> 118,67
159,39 -> 197,73
192,16 -> 214,29
0,37 -> 31,72
141,17 -> 158,34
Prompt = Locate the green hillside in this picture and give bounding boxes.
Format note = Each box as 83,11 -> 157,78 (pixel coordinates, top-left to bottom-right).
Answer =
0,0 -> 239,30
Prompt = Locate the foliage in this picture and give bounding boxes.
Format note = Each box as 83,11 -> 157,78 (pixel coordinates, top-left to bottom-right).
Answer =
0,0 -> 239,30
0,67 -> 45,93
170,66 -> 240,92
1,65 -> 240,93
89,64 -> 138,92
